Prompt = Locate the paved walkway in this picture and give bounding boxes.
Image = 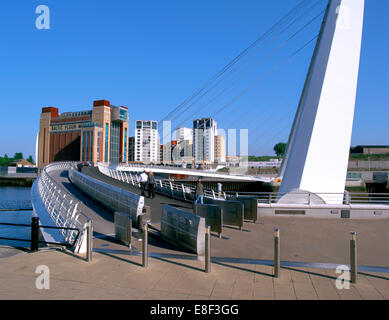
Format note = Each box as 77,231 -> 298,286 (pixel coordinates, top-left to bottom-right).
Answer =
2,166 -> 389,300
0,244 -> 388,300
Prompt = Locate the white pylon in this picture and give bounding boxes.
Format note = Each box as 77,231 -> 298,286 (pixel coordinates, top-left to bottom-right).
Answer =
279,0 -> 365,204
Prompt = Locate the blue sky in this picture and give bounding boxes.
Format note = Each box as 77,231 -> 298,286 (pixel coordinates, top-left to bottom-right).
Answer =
0,0 -> 388,159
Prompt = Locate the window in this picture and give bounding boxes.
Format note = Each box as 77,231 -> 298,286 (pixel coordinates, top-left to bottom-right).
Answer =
124,128 -> 128,163
105,123 -> 109,162
97,132 -> 101,161
82,131 -> 86,161
90,131 -> 94,162
86,131 -> 90,161
110,121 -> 120,164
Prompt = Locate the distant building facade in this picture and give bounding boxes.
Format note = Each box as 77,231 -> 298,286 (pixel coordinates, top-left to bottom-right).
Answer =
193,118 -> 217,164
214,135 -> 226,163
135,120 -> 159,163
37,100 -> 129,168
350,145 -> 389,155
176,127 -> 193,144
162,140 -> 179,164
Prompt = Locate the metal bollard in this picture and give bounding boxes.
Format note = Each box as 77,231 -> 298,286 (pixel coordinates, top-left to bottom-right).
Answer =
205,226 -> 211,273
86,220 -> 93,262
350,231 -> 357,284
128,217 -> 132,250
274,228 -> 280,278
31,217 -> 40,252
142,222 -> 148,268
217,183 -> 222,198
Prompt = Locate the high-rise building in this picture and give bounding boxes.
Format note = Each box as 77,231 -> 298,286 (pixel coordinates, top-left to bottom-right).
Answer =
37,100 -> 129,168
193,118 -> 217,164
176,127 -> 193,144
134,120 -> 159,163
162,140 -> 179,164
159,145 -> 164,164
215,135 -> 226,163
177,140 -> 193,164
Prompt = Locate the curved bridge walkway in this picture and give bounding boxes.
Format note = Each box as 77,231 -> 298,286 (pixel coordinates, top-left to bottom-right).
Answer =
1,166 -> 389,299
48,166 -> 196,256
52,166 -> 389,267
81,166 -> 194,224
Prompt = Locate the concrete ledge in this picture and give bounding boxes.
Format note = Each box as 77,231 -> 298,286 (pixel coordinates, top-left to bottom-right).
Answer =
257,202 -> 389,219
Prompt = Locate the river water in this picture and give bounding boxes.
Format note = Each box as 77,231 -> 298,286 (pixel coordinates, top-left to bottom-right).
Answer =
0,186 -> 32,248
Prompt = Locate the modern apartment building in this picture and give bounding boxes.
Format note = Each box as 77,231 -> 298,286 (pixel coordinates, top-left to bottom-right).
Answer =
215,135 -> 226,163
37,100 -> 129,168
176,127 -> 193,144
134,120 -> 159,163
193,118 -> 217,164
162,140 -> 179,164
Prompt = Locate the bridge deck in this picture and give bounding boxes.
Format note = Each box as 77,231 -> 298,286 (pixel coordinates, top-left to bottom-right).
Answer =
81,166 -> 194,223
49,166 -> 199,256
48,166 -> 389,267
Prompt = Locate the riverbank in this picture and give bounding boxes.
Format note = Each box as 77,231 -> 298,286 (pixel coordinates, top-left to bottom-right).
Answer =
0,177 -> 36,187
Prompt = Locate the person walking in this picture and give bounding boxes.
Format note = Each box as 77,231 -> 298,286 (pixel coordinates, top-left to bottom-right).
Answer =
139,170 -> 148,197
194,179 -> 204,204
147,172 -> 156,199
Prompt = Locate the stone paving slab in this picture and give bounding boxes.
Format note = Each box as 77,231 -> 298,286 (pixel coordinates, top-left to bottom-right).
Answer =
0,249 -> 388,300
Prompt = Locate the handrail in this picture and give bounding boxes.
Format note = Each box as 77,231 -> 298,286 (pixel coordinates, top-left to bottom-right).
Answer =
98,163 -> 221,201
0,221 -> 81,248
98,164 -> 389,205
225,191 -> 389,205
34,162 -> 91,247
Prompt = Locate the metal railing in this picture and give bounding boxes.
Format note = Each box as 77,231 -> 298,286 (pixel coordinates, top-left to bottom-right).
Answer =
118,163 -> 231,175
225,191 -> 389,205
99,163 -> 222,201
33,162 -> 91,250
0,217 -> 80,251
69,168 -> 144,220
113,163 -> 266,181
98,164 -> 389,205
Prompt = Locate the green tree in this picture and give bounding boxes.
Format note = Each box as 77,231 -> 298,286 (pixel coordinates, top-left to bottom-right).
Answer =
0,155 -> 13,166
27,155 -> 35,164
13,152 -> 23,160
273,142 -> 287,157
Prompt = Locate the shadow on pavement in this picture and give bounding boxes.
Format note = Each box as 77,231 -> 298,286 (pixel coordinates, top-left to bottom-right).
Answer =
282,266 -> 337,280
359,272 -> 389,281
96,250 -> 142,267
212,260 -> 273,278
151,255 -> 204,273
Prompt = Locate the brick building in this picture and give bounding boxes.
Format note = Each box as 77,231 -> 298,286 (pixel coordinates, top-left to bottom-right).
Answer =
37,100 -> 129,168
